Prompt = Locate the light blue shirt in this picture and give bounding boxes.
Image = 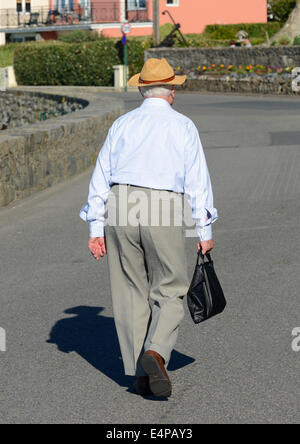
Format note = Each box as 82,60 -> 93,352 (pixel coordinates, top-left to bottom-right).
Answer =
80,98 -> 218,241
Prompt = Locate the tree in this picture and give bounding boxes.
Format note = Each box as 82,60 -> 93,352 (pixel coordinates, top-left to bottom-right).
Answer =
268,0 -> 297,22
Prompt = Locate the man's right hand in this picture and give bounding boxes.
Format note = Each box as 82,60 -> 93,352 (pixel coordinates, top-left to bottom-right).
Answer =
88,237 -> 107,261
197,239 -> 214,255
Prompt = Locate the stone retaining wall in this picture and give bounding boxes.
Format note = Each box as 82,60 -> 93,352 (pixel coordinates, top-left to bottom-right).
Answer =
178,75 -> 300,95
145,47 -> 300,69
0,87 -> 124,207
0,90 -> 86,130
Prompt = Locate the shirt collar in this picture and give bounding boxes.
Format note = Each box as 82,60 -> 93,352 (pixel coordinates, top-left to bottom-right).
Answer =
140,98 -> 171,108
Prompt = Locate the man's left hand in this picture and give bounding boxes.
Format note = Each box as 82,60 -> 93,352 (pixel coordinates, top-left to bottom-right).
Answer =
197,239 -> 214,255
88,237 -> 107,261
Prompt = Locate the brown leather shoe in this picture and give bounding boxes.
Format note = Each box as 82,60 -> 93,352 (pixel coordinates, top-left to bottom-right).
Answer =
141,350 -> 172,398
133,376 -> 152,396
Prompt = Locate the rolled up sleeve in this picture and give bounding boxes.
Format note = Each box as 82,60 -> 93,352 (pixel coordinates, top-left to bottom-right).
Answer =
184,121 -> 218,241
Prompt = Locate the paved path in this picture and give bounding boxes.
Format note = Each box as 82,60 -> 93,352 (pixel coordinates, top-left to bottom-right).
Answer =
0,92 -> 299,424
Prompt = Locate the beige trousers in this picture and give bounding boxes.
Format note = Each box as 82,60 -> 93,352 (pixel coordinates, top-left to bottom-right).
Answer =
105,185 -> 189,376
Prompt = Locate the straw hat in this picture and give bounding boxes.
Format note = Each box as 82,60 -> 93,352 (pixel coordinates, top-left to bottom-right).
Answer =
128,58 -> 186,87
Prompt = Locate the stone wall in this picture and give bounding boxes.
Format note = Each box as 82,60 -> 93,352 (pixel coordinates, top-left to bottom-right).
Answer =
178,75 -> 299,95
0,87 -> 124,207
145,47 -> 300,69
0,90 -> 86,130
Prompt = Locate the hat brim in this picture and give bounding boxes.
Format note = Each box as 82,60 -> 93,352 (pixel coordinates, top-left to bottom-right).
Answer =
128,73 -> 187,87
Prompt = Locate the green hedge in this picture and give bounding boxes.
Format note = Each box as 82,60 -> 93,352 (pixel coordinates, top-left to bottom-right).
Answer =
0,43 -> 17,68
14,40 -> 120,86
203,22 -> 284,40
126,38 -> 152,76
58,29 -> 101,43
14,38 -> 150,86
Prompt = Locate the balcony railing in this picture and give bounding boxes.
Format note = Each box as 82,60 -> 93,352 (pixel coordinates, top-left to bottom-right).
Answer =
0,2 -> 150,30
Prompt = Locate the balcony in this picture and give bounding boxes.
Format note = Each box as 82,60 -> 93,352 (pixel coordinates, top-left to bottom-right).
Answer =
0,2 -> 150,32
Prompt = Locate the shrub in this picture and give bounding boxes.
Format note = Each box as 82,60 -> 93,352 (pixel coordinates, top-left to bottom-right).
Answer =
278,34 -> 291,45
249,37 -> 266,46
293,36 -> 300,45
14,40 -> 120,86
268,0 -> 296,22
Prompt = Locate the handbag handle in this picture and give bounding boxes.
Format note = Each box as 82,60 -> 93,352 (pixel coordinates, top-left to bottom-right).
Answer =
197,249 -> 212,265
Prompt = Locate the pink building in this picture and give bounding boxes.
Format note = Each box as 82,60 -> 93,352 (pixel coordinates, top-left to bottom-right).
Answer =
0,1 -> 267,44
100,0 -> 268,38
157,0 -> 268,34
45,0 -> 268,37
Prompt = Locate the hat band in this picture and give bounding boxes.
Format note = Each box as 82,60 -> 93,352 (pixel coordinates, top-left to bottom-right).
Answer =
139,75 -> 176,84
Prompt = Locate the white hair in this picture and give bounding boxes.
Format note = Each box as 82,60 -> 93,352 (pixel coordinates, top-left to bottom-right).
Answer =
140,85 -> 173,98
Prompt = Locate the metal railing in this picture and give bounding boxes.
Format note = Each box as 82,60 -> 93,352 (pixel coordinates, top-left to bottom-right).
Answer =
0,2 -> 150,30
127,8 -> 149,23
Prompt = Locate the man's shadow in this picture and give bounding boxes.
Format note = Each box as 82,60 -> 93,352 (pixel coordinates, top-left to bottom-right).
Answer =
47,306 -> 195,390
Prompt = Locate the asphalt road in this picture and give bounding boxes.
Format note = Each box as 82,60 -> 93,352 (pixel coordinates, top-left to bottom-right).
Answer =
0,92 -> 299,424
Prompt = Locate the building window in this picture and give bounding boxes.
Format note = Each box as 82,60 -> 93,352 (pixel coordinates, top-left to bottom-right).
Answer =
127,0 -> 147,10
16,0 -> 31,12
166,0 -> 179,5
16,0 -> 22,12
55,0 -> 78,11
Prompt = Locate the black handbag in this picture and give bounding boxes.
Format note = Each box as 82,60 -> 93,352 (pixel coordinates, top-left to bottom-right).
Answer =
187,250 -> 226,324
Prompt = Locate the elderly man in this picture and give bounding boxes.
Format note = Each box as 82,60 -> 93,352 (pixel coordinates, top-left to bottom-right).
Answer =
80,58 -> 218,398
